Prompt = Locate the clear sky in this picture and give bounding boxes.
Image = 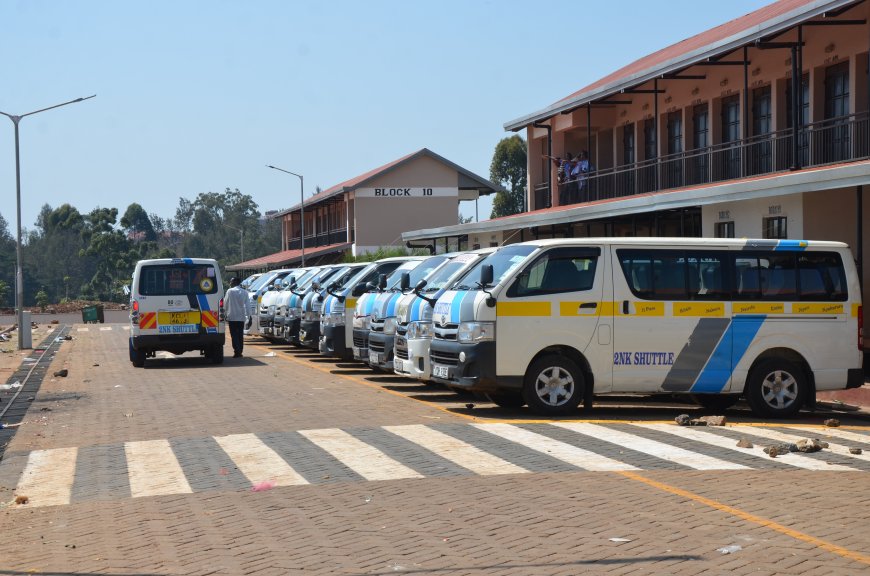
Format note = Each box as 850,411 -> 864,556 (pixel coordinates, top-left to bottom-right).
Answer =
0,0 -> 771,234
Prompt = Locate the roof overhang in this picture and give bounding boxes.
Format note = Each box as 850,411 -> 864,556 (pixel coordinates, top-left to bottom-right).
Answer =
226,242 -> 351,271
403,160 -> 870,241
504,0 -> 856,132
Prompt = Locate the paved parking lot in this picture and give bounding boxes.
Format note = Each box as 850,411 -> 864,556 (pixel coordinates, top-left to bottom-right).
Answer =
1,324 -> 869,575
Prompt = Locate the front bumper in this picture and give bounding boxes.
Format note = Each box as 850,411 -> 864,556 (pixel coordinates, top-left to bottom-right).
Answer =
258,314 -> 275,336
368,332 -> 396,370
320,324 -> 349,359
352,328 -> 370,362
299,320 -> 320,349
428,339 -> 500,393
394,334 -> 431,380
284,317 -> 302,343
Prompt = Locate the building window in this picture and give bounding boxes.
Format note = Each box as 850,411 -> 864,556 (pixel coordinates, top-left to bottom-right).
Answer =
691,104 -> 709,185
825,61 -> 850,163
763,216 -> 787,239
665,111 -> 683,189
715,221 -> 735,238
718,95 -> 741,180
622,123 -> 635,165
750,85 -> 772,175
785,73 -> 810,168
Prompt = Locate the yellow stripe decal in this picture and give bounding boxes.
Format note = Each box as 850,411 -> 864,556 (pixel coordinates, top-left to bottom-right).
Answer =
631,302 -> 665,316
559,302 -> 599,316
673,302 -> 725,317
733,302 -> 784,314
791,303 -> 845,315
496,301 -> 551,317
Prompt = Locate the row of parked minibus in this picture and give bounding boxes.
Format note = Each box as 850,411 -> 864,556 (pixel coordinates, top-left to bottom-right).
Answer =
240,238 -> 864,418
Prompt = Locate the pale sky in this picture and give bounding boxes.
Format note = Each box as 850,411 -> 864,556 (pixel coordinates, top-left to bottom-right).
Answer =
0,0 -> 770,233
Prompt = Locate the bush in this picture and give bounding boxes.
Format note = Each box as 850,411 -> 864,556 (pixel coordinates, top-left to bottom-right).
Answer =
35,289 -> 50,311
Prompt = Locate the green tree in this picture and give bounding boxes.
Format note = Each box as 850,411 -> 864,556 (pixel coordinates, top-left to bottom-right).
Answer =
35,288 -> 49,311
0,280 -> 10,308
120,202 -> 157,242
489,135 -> 528,218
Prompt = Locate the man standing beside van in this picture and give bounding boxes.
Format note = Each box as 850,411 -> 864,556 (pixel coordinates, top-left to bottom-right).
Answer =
225,277 -> 248,357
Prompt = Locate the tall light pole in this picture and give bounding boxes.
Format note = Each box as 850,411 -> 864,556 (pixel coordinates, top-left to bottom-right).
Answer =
222,222 -> 244,262
266,165 -> 305,266
0,95 -> 96,350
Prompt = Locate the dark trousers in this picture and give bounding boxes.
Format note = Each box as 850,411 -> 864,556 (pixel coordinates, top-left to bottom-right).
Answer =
228,321 -> 244,355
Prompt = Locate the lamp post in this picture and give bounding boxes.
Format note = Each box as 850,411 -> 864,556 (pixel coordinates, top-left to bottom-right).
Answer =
266,165 -> 305,266
222,222 -> 244,262
0,95 -> 96,350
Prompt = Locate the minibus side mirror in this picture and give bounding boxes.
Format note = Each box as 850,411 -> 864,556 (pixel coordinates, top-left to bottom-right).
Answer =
400,273 -> 410,291
480,265 -> 494,287
414,279 -> 427,293
378,274 -> 387,290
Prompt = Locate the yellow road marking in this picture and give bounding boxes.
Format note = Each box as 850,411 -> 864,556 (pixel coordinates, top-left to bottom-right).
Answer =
619,470 -> 870,566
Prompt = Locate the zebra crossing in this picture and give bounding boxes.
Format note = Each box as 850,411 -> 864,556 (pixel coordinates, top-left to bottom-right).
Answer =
5,422 -> 870,508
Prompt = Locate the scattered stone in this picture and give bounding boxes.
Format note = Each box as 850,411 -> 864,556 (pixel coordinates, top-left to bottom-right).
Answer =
850,447 -> 863,455
92,363 -> 100,367
736,438 -> 754,449
53,369 -> 68,378
50,320 -> 59,325
14,495 -> 28,505
698,415 -> 726,426
465,403 -> 475,410
795,438 -> 825,453
824,418 -> 841,427
763,443 -> 797,456
675,414 -> 692,426
766,446 -> 778,458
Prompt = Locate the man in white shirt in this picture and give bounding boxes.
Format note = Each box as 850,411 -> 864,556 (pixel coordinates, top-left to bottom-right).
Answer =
224,277 -> 248,358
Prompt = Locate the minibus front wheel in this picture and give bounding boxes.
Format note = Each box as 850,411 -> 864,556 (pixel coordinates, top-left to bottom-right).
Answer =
745,357 -> 808,418
523,355 -> 585,415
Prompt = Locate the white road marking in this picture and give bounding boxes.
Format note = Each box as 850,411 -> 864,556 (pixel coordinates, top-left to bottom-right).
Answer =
554,422 -> 749,470
214,433 -> 308,486
783,426 -> 870,446
76,328 -> 89,333
475,423 -> 637,471
15,447 -> 78,507
99,327 -> 113,331
727,426 -> 864,469
385,424 -> 528,476
637,424 -> 858,471
122,326 -> 130,331
300,428 -> 423,481
125,439 -> 192,498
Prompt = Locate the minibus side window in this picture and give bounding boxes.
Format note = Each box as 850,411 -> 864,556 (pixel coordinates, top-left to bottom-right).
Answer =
733,256 -> 762,300
797,252 -> 848,301
686,252 -> 729,300
507,248 -> 599,297
760,253 -> 797,300
618,249 -> 688,300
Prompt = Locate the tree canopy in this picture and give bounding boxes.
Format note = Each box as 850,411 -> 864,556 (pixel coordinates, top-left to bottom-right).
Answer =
489,135 -> 527,219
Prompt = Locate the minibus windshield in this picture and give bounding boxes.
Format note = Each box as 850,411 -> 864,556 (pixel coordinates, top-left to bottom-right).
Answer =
387,256 -> 449,290
418,253 -> 479,292
451,245 -> 536,290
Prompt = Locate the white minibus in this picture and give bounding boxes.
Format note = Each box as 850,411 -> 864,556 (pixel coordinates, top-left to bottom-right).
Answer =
428,238 -> 863,417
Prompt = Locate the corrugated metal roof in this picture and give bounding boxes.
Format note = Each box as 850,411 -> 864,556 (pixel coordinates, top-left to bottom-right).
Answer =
271,148 -> 502,219
226,242 -> 351,271
504,0 -> 856,131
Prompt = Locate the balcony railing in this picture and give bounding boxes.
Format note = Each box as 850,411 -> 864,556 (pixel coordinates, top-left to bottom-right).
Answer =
552,112 -> 869,207
287,228 -> 348,250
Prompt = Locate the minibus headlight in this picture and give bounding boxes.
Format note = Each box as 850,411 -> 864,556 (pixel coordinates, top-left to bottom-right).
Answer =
383,317 -> 398,335
457,321 -> 495,343
352,315 -> 368,329
407,321 -> 433,340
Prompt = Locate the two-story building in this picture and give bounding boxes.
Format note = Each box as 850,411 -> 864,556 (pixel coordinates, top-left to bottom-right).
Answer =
228,148 -> 500,272
403,0 -> 870,302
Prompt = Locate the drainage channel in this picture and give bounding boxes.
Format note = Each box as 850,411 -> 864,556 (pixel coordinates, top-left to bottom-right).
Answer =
0,325 -> 70,460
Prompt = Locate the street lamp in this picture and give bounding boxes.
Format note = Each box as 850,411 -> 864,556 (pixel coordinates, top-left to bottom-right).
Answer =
0,95 -> 96,350
266,165 -> 305,266
222,222 -> 245,262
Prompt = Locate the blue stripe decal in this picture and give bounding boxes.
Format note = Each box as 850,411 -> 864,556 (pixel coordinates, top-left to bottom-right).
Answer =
386,294 -> 399,316
691,315 -> 766,393
774,240 -> 808,251
183,258 -> 193,264
450,291 -> 468,323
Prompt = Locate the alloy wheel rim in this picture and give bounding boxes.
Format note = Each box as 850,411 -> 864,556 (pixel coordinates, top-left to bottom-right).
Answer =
761,369 -> 798,409
535,366 -> 574,406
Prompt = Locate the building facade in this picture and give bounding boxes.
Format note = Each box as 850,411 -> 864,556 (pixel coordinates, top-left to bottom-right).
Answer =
228,149 -> 499,272
403,0 -> 870,304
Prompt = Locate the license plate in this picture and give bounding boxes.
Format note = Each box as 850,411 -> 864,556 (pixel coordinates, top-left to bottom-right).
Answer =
158,311 -> 201,325
369,351 -> 381,365
399,359 -> 412,374
352,346 -> 360,358
432,364 -> 450,379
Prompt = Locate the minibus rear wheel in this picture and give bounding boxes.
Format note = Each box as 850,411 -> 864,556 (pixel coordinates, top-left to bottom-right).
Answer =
523,355 -> 584,415
745,357 -> 807,418
129,338 -> 145,368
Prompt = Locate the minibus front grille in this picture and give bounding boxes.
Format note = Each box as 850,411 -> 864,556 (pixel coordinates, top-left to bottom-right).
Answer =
396,325 -> 407,336
352,334 -> 368,348
434,324 -> 459,340
394,345 -> 409,360
370,321 -> 385,333
430,349 -> 459,366
369,340 -> 385,354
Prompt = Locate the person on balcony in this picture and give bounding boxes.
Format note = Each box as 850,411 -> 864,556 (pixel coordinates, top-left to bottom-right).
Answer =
576,151 -> 592,203
559,152 -> 576,205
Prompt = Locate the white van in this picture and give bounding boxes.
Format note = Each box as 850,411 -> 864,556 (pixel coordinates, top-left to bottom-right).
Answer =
129,258 -> 225,367
428,238 -> 863,418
